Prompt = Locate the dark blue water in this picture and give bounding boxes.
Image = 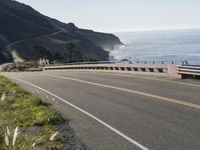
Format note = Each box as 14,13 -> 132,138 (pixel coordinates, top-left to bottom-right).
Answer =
110,29 -> 200,65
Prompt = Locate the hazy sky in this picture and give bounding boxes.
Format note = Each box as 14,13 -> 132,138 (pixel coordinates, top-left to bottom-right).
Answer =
17,0 -> 200,32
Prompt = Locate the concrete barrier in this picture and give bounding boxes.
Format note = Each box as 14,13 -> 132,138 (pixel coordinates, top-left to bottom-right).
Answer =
43,63 -> 179,77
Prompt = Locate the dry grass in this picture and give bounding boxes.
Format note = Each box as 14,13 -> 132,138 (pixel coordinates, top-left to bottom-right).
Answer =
0,76 -> 71,150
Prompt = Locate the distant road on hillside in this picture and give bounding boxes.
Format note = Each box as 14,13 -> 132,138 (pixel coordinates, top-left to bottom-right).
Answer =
6,30 -> 64,52
5,29 -> 64,62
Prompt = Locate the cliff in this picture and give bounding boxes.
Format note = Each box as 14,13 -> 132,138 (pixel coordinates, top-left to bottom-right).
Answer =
0,0 -> 122,64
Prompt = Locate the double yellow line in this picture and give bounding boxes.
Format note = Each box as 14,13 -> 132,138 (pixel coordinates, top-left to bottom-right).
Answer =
45,74 -> 200,110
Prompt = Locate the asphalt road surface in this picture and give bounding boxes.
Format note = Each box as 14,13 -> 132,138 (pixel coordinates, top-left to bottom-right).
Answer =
2,71 -> 200,150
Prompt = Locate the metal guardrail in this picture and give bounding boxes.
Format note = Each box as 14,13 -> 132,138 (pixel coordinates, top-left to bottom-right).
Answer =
177,65 -> 200,79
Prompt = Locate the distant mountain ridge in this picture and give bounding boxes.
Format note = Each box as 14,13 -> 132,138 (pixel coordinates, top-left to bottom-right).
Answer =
0,0 -> 121,64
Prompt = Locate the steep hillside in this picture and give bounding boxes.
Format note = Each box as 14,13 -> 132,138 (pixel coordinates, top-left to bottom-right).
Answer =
0,36 -> 12,63
0,0 -> 57,42
14,31 -> 109,62
0,0 -> 122,64
77,29 -> 121,51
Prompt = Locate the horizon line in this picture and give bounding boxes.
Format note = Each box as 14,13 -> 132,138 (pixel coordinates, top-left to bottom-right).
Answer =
94,27 -> 200,34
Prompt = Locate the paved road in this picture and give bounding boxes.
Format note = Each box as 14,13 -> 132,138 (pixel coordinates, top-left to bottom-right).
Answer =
2,71 -> 200,150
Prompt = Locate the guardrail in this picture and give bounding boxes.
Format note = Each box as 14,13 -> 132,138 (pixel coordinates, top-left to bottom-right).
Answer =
177,65 -> 200,79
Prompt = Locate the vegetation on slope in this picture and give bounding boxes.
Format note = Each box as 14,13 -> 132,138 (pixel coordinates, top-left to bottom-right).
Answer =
0,76 -> 83,150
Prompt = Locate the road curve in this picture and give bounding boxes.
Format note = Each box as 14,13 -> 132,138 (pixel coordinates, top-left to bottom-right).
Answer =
6,30 -> 63,52
2,71 -> 200,150
6,30 -> 64,62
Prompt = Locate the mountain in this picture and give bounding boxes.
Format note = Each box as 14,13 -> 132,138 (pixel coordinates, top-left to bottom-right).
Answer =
0,35 -> 12,63
0,0 -> 122,64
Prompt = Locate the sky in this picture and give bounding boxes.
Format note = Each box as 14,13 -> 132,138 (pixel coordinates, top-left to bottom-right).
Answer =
17,0 -> 200,32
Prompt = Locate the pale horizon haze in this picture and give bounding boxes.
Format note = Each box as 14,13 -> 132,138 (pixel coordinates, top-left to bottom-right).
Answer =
17,0 -> 200,32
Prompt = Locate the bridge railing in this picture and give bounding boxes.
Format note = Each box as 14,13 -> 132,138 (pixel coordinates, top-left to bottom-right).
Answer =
48,61 -> 114,66
46,60 -> 186,67
135,61 -> 185,65
44,61 -> 181,77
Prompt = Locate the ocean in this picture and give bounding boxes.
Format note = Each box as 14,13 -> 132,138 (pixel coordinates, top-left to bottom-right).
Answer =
110,29 -> 200,65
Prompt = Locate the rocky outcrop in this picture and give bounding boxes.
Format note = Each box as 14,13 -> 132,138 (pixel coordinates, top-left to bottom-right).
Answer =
77,29 -> 122,51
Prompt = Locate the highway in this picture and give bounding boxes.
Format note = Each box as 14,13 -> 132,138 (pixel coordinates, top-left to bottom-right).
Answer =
2,71 -> 200,150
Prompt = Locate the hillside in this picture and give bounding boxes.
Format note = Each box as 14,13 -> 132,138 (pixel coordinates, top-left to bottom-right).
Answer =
0,0 -> 121,64
0,36 -> 12,63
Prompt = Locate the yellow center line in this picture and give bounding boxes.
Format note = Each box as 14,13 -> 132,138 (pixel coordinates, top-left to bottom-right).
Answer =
45,74 -> 200,110
86,71 -> 200,87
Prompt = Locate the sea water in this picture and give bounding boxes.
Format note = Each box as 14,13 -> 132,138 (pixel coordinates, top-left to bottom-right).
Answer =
110,29 -> 200,65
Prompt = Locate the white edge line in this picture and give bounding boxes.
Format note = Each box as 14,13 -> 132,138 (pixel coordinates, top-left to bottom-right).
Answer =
11,77 -> 149,150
